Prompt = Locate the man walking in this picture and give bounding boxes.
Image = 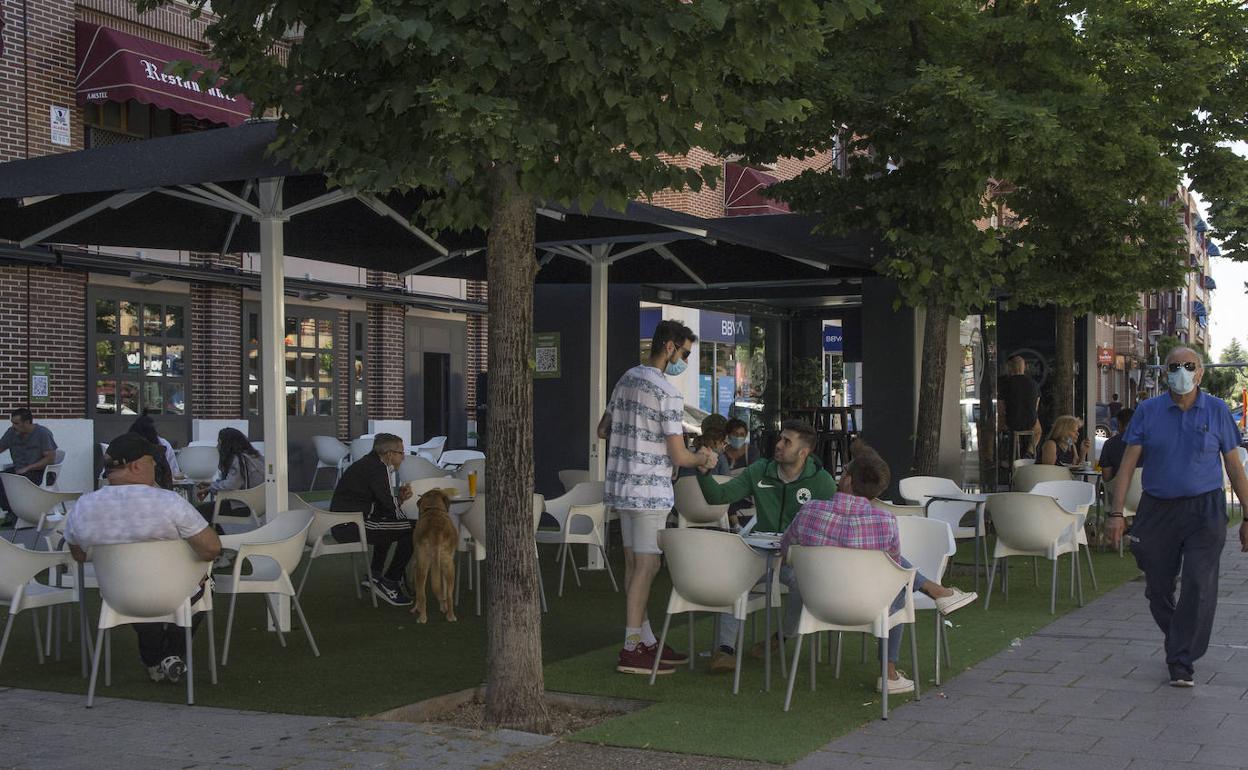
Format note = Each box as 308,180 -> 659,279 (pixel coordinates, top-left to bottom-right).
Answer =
599,319 -> 715,675
1107,346 -> 1248,687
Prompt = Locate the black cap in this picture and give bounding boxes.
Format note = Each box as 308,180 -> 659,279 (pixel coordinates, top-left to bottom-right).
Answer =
104,432 -> 161,470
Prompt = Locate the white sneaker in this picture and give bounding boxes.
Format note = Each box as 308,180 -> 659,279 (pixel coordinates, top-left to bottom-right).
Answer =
877,672 -> 916,694
159,655 -> 186,683
935,588 -> 978,616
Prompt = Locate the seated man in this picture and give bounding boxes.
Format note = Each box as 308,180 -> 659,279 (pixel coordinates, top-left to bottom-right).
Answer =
0,407 -> 58,515
777,443 -> 977,693
696,420 -> 838,671
1099,407 -> 1134,486
64,433 -> 221,684
329,432 -> 414,607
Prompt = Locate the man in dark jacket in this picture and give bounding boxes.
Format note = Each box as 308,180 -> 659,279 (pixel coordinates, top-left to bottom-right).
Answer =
330,432 -> 414,606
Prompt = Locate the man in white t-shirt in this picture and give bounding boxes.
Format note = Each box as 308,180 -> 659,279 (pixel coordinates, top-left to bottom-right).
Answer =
597,319 -> 717,675
65,433 -> 221,684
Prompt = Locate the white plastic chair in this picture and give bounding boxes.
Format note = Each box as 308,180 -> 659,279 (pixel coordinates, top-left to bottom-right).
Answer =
1012,458 -> 1036,469
1031,480 -> 1099,590
349,437 -> 375,466
397,455 -> 447,483
41,450 -> 66,490
647,528 -> 769,694
898,476 -> 984,572
535,482 -> 616,596
674,476 -> 731,529
454,458 -> 485,485
872,499 -> 925,517
411,436 -> 447,465
1011,464 -> 1073,493
86,540 -> 216,707
215,510 -> 319,665
0,473 -> 81,546
177,446 -> 219,484
985,493 -> 1084,614
212,484 -> 267,529
459,494 -> 488,617
784,545 -> 919,718
289,493 -> 375,608
896,516 -> 956,685
250,441 -> 266,460
439,449 -> 485,468
0,539 -> 76,670
557,470 -> 590,494
309,436 -> 349,490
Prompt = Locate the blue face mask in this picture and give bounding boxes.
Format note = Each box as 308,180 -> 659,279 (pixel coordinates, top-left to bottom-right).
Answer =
665,359 -> 687,377
728,436 -> 748,449
1167,367 -> 1197,395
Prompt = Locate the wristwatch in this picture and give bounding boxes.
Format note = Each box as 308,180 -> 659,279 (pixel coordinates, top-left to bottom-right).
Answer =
1107,511 -> 1124,518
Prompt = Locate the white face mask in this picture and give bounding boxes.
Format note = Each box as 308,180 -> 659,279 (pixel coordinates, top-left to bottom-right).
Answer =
1167,366 -> 1197,395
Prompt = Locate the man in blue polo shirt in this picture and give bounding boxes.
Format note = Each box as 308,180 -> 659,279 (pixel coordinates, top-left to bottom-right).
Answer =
1107,346 -> 1248,687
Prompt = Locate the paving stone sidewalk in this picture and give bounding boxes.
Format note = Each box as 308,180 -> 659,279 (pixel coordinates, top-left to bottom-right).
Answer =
793,535 -> 1248,770
0,687 -> 551,770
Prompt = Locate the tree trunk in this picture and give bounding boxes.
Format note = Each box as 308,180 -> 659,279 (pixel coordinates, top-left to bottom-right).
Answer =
482,165 -> 550,732
1054,304 -> 1075,422
913,302 -> 951,476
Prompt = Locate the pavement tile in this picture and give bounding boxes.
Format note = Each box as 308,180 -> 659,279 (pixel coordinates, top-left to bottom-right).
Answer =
1086,736 -> 1201,762
1013,749 -> 1131,770
921,742 -> 1030,767
788,751 -> 956,770
1192,743 -> 1248,767
1059,716 -> 1164,740
819,733 -> 937,759
989,728 -> 1098,752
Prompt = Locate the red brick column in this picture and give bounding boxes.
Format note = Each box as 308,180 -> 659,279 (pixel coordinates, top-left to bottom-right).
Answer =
366,270 -> 405,420
0,266 -> 86,417
189,253 -> 242,419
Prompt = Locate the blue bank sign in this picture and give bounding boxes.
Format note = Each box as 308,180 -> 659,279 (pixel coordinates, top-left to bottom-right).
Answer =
823,322 -> 843,353
700,311 -> 747,344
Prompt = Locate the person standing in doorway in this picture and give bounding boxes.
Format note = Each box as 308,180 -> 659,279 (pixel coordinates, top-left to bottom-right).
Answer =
598,319 -> 717,675
1107,346 -> 1248,687
1000,355 -> 1041,459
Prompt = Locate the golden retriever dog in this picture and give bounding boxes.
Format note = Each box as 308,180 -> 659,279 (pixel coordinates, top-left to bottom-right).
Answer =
409,488 -> 458,623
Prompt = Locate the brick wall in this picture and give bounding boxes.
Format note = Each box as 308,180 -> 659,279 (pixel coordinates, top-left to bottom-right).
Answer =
464,279 -> 487,421
0,265 -> 86,417
365,270 -> 405,419
0,0 -> 80,161
334,309 -> 350,440
189,252 -> 242,418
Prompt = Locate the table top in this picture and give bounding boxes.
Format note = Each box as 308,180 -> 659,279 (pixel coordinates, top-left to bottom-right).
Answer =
1071,467 -> 1102,477
742,532 -> 783,551
927,492 -> 989,504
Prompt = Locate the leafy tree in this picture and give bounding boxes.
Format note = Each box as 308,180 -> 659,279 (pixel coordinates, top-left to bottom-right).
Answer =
1220,338 -> 1248,408
165,0 -> 872,729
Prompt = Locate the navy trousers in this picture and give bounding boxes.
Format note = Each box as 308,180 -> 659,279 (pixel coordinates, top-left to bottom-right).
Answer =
1131,488 -> 1227,678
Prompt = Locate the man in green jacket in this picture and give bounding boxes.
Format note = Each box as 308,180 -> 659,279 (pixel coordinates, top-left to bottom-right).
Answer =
695,420 -> 837,672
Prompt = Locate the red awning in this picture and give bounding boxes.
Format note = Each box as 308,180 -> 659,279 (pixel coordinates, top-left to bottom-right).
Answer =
724,162 -> 790,217
75,21 -> 253,127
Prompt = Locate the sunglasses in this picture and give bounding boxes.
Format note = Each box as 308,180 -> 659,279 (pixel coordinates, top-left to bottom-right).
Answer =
670,344 -> 691,361
1166,362 -> 1198,372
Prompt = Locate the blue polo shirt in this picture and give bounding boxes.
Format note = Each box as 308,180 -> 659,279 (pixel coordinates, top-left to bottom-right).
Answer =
1124,390 -> 1242,499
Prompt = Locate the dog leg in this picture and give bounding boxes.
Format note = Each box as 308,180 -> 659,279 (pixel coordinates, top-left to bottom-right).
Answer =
412,547 -> 431,623
442,547 -> 457,622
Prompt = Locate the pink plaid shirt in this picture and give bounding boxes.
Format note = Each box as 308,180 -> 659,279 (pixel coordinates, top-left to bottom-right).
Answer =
779,492 -> 900,563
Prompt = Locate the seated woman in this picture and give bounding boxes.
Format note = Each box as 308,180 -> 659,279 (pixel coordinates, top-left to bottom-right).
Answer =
1039,414 -> 1091,467
195,427 -> 264,522
128,414 -> 179,489
719,418 -> 758,474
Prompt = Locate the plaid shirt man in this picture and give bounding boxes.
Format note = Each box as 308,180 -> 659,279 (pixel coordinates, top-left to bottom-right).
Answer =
779,492 -> 900,563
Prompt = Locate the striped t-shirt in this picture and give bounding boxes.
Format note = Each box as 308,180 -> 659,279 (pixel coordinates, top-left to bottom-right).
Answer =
605,365 -> 684,511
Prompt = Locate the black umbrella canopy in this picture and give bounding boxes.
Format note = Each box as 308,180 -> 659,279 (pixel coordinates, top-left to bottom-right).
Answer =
0,121 -> 882,283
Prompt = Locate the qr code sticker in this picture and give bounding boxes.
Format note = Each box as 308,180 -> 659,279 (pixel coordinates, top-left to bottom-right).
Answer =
31,375 -> 49,399
535,346 -> 558,374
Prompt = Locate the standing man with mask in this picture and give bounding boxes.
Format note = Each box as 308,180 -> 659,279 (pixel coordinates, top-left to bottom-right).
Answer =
1107,347 -> 1248,687
598,319 -> 717,675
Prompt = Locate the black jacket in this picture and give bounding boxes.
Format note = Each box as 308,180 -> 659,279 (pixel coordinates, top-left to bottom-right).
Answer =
330,453 -> 407,530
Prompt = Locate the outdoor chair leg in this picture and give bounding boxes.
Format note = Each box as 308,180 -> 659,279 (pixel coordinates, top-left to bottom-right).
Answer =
557,543 -> 568,597
881,636 -> 890,720
1033,556 -> 1038,587
0,611 -> 16,668
291,594 -> 320,657
649,614 -> 673,685
184,625 -> 194,706
1083,544 -> 1099,591
349,553 -> 361,600
45,607 -> 53,657
834,632 -> 843,679
687,613 -> 695,672
475,558 -> 482,617
1070,544 -> 1077,598
1074,550 -> 1085,607
1050,556 -> 1059,615
567,545 -> 582,587
934,612 -> 942,686
861,632 -> 867,664
985,558 -> 997,610
909,622 -> 921,701
537,558 -> 548,613
206,610 -> 218,685
296,557 -> 314,600
783,634 -> 804,712
222,591 -> 239,665
733,618 -> 746,695
104,629 -> 111,686
85,626 -> 105,708
31,609 -> 44,664
263,595 -> 288,648
53,606 -> 62,662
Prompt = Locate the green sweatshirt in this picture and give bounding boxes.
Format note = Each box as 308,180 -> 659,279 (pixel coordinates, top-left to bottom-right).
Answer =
696,456 -> 838,533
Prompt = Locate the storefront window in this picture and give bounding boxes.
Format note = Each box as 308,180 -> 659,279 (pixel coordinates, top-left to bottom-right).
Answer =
246,309 -> 335,417
89,291 -> 189,416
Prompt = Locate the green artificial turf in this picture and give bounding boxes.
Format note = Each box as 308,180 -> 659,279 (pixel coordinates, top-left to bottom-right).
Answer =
545,538 -> 1148,764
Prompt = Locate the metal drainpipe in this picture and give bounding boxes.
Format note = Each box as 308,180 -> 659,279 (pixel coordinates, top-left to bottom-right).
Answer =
22,0 -> 30,158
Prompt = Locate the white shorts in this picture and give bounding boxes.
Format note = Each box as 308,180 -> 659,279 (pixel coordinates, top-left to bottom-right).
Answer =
618,508 -> 668,555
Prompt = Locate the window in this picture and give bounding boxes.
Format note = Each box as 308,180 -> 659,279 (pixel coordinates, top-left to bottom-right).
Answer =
90,294 -> 188,417
245,309 -> 335,417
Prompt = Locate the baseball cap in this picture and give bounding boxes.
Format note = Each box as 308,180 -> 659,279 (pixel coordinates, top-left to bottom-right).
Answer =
104,432 -> 161,470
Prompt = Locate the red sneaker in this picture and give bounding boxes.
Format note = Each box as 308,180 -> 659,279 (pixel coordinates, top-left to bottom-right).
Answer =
641,642 -> 689,665
617,645 -> 674,675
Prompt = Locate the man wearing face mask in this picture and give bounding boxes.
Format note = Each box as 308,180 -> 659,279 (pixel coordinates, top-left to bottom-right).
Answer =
1107,347 -> 1248,688
597,319 -> 718,675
